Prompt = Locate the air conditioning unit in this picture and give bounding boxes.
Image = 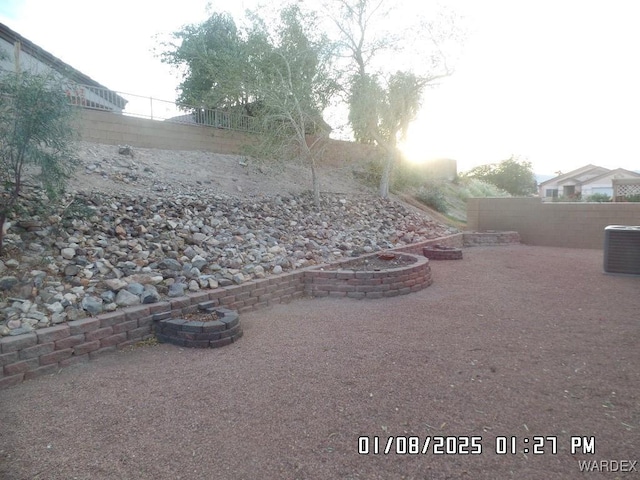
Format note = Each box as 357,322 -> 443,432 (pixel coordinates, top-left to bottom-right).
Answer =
603,225 -> 640,275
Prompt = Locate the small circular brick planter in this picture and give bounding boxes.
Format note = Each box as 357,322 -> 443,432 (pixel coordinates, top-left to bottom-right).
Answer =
155,302 -> 242,348
305,252 -> 432,299
423,244 -> 463,260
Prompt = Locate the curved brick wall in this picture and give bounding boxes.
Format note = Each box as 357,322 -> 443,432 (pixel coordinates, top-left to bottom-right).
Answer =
304,253 -> 432,299
423,246 -> 463,260
155,304 -> 242,348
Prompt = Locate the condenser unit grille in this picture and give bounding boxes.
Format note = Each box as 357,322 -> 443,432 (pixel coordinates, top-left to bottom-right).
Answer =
603,225 -> 640,275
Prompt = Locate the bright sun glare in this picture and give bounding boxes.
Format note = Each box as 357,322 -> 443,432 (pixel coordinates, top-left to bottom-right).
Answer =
398,138 -> 428,165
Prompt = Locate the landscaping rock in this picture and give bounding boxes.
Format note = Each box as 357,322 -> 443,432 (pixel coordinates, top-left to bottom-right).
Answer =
115,289 -> 140,307
81,295 -> 103,315
168,283 -> 186,297
0,144 -> 458,336
0,276 -> 19,291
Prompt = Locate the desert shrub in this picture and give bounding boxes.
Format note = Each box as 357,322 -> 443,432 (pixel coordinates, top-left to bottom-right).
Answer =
355,156 -> 384,188
0,70 -> 77,252
357,157 -> 433,192
391,160 -> 429,191
415,183 -> 448,213
455,177 -> 510,200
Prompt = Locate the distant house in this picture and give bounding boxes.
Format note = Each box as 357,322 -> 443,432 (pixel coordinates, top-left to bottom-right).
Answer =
0,22 -> 127,112
539,164 -> 640,200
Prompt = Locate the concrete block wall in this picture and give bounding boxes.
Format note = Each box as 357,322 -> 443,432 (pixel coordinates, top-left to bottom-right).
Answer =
75,109 -> 379,164
467,198 -> 640,249
76,109 -> 254,154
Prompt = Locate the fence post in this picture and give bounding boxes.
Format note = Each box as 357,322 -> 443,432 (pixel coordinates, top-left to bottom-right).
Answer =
150,96 -> 153,120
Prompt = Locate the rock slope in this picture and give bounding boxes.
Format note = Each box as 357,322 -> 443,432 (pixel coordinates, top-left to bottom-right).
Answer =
0,143 -> 456,336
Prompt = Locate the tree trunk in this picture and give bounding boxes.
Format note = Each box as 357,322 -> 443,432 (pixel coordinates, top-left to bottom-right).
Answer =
0,213 -> 5,255
379,149 -> 395,199
311,160 -> 321,209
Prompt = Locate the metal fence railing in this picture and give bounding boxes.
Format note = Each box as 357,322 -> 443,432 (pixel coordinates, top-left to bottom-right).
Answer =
68,84 -> 261,134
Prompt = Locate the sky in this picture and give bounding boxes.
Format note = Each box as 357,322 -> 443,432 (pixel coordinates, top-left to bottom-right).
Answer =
1,0 -> 639,175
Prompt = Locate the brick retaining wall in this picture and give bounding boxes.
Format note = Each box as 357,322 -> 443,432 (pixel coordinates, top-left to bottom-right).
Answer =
0,271 -> 305,389
304,253 -> 431,299
463,231 -> 521,246
0,231 -> 519,390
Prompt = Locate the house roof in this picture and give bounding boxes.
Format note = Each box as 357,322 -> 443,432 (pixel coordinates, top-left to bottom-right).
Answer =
539,164 -> 609,186
0,22 -> 127,108
581,167 -> 640,185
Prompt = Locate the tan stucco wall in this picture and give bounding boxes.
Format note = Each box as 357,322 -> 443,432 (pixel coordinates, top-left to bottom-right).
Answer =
75,109 -> 253,154
467,197 -> 640,249
75,109 -> 379,165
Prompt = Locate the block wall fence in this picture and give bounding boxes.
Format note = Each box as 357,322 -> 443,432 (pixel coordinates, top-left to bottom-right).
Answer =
75,109 -> 379,164
1,233 -> 512,390
467,198 -> 640,249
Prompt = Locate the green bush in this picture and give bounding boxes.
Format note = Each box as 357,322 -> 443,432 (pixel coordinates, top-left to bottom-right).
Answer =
0,71 -> 77,253
620,194 -> 640,202
454,177 -> 510,200
415,184 -> 448,213
586,193 -> 611,203
391,160 -> 428,191
553,194 -> 582,202
357,157 -> 435,192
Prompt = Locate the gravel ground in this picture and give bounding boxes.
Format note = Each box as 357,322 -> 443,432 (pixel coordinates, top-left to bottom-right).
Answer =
1,245 -> 638,480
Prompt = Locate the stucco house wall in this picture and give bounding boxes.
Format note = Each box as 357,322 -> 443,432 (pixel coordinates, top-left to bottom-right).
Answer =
539,165 -> 640,200
0,22 -> 125,112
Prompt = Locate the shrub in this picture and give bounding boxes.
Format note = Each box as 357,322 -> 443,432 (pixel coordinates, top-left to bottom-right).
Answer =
357,157 -> 434,192
454,177 -> 510,200
619,194 -> 640,202
586,193 -> 611,203
391,160 -> 428,191
553,194 -> 582,202
0,71 -> 77,253
415,184 -> 448,213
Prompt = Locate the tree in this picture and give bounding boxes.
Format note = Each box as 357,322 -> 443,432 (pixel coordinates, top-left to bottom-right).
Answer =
159,13 -> 251,113
326,0 -> 462,198
349,71 -> 427,197
160,6 -> 339,208
0,71 -> 77,253
247,4 -> 339,208
464,156 -> 537,196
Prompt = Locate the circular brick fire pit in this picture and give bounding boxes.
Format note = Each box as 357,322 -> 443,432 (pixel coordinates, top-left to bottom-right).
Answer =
155,302 -> 242,348
423,244 -> 463,260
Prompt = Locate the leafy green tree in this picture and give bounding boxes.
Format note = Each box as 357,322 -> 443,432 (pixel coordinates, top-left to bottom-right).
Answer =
159,13 -> 253,113
0,71 -> 77,253
160,6 -> 339,207
247,5 -> 340,207
464,156 -> 537,196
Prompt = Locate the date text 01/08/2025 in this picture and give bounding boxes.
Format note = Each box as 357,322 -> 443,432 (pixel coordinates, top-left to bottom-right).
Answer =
357,436 -> 597,455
